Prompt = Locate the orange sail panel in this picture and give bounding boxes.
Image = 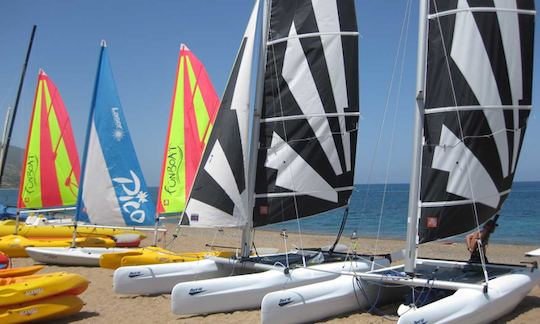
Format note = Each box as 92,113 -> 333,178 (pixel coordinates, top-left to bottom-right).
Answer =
157,44 -> 219,214
17,70 -> 80,208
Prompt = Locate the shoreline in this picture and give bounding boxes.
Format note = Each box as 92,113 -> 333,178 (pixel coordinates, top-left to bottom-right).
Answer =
257,227 -> 540,247
10,227 -> 540,323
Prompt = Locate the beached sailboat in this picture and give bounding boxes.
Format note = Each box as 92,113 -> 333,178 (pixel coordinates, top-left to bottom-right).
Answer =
25,42 -> 157,265
113,0 -> 391,298
99,43 -> 232,269
260,1 -> 539,323
0,70 -> 142,257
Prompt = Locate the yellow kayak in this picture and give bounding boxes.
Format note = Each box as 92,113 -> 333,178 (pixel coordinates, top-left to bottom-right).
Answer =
0,294 -> 83,323
0,272 -> 88,306
0,235 -> 117,258
99,246 -> 235,269
0,219 -> 146,239
0,266 -> 44,278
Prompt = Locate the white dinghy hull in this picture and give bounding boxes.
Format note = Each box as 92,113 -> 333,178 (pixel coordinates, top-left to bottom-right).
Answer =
113,259 -> 234,294
397,269 -> 540,324
171,258 -> 390,315
26,247 -> 132,266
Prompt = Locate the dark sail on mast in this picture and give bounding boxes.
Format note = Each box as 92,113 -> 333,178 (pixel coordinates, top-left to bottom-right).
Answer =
253,0 -> 359,227
418,0 -> 535,242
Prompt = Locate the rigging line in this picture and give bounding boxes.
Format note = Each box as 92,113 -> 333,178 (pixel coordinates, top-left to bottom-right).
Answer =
432,0 -> 487,276
355,0 -> 413,239
373,0 -> 413,268
267,39 -> 306,267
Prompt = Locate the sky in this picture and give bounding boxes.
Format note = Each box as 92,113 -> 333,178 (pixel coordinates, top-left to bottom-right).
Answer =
0,0 -> 538,186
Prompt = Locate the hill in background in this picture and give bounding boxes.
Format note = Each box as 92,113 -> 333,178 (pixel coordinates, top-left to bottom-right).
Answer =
0,145 -> 24,188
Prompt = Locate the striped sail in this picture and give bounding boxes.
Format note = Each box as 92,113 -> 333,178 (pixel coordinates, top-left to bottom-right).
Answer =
183,1 -> 259,227
253,0 -> 360,226
157,44 -> 219,215
18,70 -> 80,209
76,43 -> 155,227
418,0 -> 535,242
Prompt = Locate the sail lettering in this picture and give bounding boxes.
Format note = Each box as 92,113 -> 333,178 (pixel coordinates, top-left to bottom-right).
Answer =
24,155 -> 39,194
113,170 -> 148,223
111,107 -> 123,130
111,107 -> 125,141
164,145 -> 182,194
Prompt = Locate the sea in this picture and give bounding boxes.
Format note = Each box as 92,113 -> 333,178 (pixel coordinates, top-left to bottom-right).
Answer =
2,181 -> 539,245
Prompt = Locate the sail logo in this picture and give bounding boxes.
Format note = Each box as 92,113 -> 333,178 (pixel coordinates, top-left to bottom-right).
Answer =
113,170 -> 149,223
23,155 -> 39,196
163,145 -> 183,195
111,107 -> 125,141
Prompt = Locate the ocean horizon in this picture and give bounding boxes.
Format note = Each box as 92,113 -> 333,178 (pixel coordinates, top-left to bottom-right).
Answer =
261,181 -> 540,246
1,181 -> 539,246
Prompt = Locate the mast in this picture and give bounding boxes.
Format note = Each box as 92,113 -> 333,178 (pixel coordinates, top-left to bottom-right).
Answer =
404,0 -> 428,275
0,25 -> 36,186
241,0 -> 269,258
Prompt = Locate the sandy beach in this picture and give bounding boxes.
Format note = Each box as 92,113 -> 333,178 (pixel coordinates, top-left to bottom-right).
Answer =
11,227 -> 540,323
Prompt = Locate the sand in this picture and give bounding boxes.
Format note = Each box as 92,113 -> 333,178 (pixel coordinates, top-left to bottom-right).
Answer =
11,227 -> 540,323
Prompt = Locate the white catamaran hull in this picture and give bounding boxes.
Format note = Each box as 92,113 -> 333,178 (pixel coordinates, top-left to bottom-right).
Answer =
261,262 -> 540,324
113,259 -> 234,294
397,270 -> 540,324
26,247 -> 132,266
113,250 -> 326,295
171,258 -> 390,315
261,271 -> 404,324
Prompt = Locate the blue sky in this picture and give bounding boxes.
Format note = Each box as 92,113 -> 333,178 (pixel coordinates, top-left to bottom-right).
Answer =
0,0 -> 538,186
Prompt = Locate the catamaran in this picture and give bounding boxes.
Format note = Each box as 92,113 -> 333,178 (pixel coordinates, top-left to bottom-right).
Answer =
113,0 -> 392,298
25,42 -> 157,265
260,1 -> 539,323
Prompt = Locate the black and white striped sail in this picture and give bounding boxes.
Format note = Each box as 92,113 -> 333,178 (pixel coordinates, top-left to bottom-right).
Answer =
253,0 -> 359,227
182,2 -> 259,227
418,0 -> 535,243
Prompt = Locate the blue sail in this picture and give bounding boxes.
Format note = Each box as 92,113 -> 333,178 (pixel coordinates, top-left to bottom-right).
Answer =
76,42 -> 155,226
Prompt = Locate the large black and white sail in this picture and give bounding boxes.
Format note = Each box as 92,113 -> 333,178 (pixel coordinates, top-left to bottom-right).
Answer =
418,0 -> 535,242
253,0 -> 359,227
183,2 -> 259,227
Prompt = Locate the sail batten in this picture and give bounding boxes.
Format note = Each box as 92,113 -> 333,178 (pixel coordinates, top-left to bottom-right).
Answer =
267,31 -> 359,46
418,0 -> 535,243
